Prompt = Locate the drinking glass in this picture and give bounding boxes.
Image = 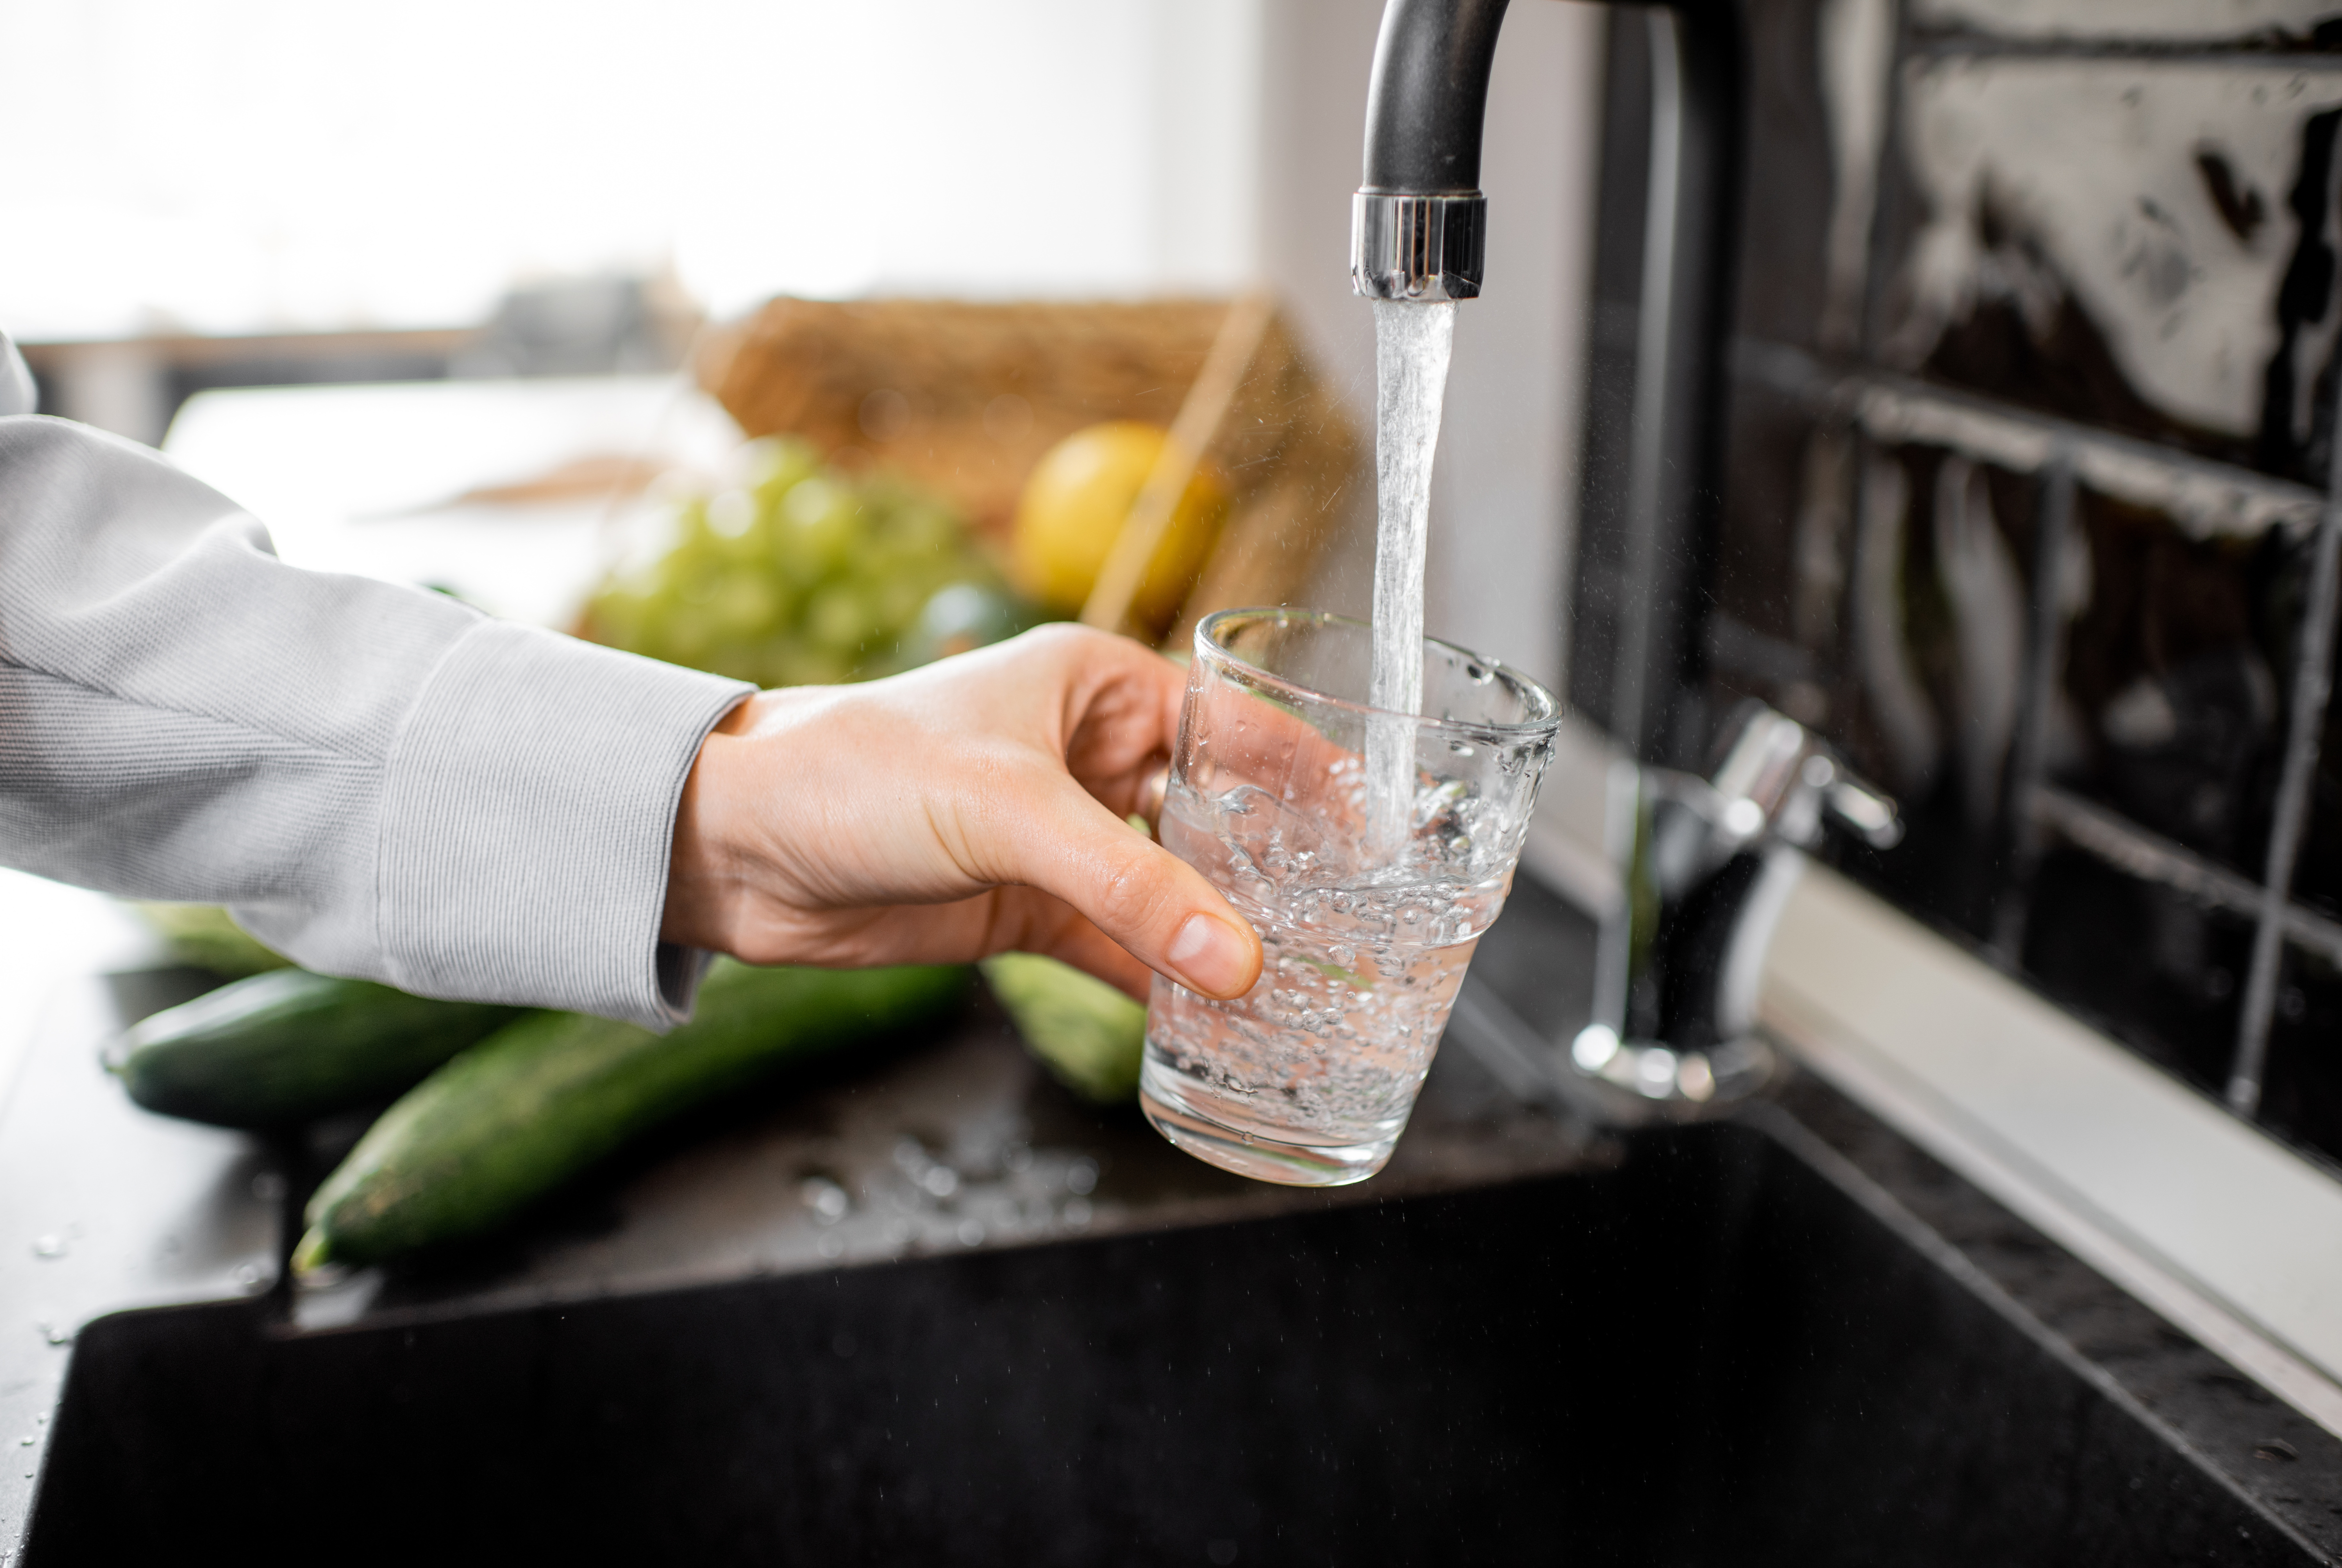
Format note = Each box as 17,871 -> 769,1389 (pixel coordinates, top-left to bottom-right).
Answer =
1141,608 -> 1561,1186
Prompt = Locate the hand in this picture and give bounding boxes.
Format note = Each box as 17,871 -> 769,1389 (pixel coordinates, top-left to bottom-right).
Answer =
659,624 -> 1262,1001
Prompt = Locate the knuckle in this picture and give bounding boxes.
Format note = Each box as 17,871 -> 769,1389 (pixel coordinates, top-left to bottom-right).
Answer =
1089,850 -> 1171,935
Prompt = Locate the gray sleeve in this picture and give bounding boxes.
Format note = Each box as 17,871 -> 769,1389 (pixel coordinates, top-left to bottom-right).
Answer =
0,332 -> 33,418
0,414 -> 754,1029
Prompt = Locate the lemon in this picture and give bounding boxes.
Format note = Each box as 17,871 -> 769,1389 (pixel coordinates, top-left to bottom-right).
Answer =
1012,421 -> 1227,629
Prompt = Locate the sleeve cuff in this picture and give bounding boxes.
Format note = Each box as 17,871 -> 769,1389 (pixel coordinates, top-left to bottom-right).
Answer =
374,620 -> 752,1028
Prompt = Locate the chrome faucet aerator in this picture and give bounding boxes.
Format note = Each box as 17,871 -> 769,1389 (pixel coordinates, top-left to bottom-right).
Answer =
1350,0 -> 1511,301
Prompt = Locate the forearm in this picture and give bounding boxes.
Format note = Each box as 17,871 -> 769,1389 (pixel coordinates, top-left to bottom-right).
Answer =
0,415 -> 751,1026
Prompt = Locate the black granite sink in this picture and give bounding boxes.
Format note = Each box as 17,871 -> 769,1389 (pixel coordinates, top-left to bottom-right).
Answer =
26,1108 -> 2313,1567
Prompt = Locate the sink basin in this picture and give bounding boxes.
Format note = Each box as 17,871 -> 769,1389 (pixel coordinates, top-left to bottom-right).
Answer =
26,1114 -> 2303,1566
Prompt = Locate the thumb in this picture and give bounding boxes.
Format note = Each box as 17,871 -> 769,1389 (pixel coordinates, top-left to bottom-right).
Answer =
1007,780 -> 1262,1000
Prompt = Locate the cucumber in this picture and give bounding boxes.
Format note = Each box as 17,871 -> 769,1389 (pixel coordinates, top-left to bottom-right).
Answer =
106,969 -> 525,1129
131,901 -> 293,979
294,960 -> 970,1272
981,952 -> 1146,1103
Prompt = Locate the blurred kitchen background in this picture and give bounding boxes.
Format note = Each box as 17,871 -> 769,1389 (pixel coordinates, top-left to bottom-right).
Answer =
0,0 -> 1597,688
8,0 -> 2342,1181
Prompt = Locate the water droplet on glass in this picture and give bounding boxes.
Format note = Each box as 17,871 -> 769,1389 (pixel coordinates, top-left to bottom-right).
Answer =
1065,1157 -> 1099,1196
919,1165 -> 960,1200
956,1220 -> 986,1248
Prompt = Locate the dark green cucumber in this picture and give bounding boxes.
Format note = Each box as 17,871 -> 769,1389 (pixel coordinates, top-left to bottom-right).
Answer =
106,969 -> 525,1129
295,960 -> 970,1272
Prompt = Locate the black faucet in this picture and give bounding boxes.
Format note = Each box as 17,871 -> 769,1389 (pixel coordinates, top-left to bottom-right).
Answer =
1350,0 -> 1746,769
1351,0 -> 1510,302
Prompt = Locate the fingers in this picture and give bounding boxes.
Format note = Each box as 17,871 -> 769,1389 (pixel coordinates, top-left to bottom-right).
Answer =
984,891 -> 1156,999
1007,625 -> 1191,797
1136,766 -> 1169,836
1006,778 -> 1261,1000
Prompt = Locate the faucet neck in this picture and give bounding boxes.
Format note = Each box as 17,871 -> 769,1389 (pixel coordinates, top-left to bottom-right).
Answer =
1353,0 -> 1510,301
1360,0 -> 1512,196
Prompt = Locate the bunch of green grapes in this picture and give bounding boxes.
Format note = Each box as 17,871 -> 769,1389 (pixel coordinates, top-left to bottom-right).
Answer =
584,438 -> 1029,687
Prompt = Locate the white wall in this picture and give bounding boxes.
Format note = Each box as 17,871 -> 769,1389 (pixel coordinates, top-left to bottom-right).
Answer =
1254,0 -> 1605,693
0,0 -> 1265,340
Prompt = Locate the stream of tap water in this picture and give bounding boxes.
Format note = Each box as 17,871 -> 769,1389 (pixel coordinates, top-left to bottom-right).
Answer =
1366,297 -> 1460,859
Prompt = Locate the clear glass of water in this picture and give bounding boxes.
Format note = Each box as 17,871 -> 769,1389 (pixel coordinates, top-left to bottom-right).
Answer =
1141,608 -> 1561,1186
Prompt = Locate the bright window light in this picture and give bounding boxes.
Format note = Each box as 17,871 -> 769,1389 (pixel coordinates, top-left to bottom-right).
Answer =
0,0 -> 1260,340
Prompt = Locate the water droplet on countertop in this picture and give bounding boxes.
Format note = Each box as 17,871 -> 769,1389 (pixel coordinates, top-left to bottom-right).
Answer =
29,1237 -> 62,1261
800,1176 -> 851,1224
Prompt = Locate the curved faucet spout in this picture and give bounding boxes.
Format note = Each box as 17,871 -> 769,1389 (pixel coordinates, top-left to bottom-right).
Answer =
1352,0 -> 1511,302
1361,0 -> 1512,195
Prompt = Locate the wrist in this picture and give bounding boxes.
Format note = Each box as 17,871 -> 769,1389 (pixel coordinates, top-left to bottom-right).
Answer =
660,703 -> 763,954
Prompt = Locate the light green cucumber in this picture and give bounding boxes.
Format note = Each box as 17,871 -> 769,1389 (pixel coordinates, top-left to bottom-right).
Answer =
296,960 -> 969,1272
981,952 -> 1146,1103
132,902 -> 293,978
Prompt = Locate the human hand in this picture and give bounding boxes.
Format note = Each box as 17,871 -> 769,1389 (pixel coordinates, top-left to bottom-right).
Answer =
659,625 -> 1263,1001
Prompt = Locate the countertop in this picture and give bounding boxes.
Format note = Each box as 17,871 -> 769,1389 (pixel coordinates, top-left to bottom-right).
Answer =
0,863 -> 2336,1559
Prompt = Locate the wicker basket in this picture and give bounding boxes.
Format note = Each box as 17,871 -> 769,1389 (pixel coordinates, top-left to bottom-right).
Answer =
694,293 -> 1360,648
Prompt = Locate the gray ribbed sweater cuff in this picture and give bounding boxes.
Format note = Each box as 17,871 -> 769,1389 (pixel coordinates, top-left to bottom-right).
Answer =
374,620 -> 751,1029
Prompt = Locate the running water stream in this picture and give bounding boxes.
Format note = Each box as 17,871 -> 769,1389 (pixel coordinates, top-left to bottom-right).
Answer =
1366,298 -> 1460,859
